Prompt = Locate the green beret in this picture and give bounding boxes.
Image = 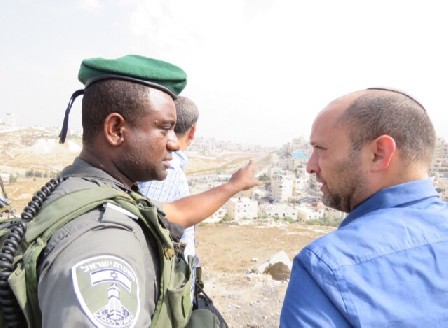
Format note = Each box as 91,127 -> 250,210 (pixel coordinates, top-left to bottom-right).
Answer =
78,54 -> 187,97
59,55 -> 186,144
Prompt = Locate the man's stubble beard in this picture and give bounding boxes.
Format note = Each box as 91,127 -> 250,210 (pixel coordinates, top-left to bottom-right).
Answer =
322,151 -> 365,213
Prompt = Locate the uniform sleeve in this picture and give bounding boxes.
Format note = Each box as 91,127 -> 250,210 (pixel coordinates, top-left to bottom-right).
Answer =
280,250 -> 351,328
38,206 -> 158,328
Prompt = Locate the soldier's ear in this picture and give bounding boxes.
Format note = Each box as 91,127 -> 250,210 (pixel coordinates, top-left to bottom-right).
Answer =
104,113 -> 126,146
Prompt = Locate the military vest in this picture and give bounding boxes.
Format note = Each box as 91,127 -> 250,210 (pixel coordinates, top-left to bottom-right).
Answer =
0,185 -> 194,327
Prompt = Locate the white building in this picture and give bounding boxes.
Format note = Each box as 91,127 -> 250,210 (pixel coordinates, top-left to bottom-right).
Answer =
296,203 -> 346,222
271,171 -> 294,203
204,207 -> 227,224
259,203 -> 299,220
296,205 -> 325,221
294,175 -> 308,196
270,153 -> 280,166
267,165 -> 282,178
252,187 -> 270,201
287,151 -> 309,171
225,196 -> 258,220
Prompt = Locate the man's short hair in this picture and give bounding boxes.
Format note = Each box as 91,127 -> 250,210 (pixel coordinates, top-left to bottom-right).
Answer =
174,96 -> 199,136
339,88 -> 436,167
81,80 -> 151,145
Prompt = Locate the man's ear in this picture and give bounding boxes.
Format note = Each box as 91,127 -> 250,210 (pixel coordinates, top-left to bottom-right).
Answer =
370,134 -> 396,171
104,113 -> 126,146
187,124 -> 197,141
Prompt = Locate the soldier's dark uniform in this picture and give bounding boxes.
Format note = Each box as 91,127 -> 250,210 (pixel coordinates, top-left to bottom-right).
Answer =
31,54 -> 190,327
38,158 -> 160,327
0,55 -> 232,328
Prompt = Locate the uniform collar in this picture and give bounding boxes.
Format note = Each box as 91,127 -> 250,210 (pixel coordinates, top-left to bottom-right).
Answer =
61,157 -> 133,192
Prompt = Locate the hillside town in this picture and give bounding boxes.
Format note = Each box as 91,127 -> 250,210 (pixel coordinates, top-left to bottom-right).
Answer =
186,135 -> 448,226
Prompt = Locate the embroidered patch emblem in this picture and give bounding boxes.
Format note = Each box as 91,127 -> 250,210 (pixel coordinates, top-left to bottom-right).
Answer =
72,255 -> 140,328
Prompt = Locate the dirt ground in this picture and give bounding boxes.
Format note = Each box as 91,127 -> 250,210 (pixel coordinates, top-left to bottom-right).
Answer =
196,223 -> 334,328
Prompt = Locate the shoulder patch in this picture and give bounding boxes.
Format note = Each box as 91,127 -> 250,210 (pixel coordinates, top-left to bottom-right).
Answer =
71,255 -> 140,328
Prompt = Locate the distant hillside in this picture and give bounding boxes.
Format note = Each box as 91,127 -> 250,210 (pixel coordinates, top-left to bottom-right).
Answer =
0,127 -> 270,176
0,128 -> 80,174
1,127 -> 271,213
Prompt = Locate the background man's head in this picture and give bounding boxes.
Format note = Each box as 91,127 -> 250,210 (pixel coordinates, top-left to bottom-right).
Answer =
307,88 -> 436,213
173,96 -> 199,150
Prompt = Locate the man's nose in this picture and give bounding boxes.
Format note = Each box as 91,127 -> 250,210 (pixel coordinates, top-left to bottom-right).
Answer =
306,152 -> 318,174
167,130 -> 180,151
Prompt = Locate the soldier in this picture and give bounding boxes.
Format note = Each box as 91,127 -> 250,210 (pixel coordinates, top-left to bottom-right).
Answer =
32,55 -> 257,327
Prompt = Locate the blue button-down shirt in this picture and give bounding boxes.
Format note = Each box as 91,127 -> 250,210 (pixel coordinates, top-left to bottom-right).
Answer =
280,179 -> 448,327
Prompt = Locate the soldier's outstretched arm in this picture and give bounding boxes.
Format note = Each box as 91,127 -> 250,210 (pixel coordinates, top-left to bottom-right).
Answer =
161,160 -> 259,227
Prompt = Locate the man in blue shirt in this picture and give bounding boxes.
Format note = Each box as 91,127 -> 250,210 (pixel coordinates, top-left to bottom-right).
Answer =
280,88 -> 448,327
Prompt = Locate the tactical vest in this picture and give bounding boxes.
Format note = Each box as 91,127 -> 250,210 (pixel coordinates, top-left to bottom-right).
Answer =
1,185 -> 194,327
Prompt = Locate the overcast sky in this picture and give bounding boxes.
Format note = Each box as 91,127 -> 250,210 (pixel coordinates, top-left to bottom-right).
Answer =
1,0 -> 447,147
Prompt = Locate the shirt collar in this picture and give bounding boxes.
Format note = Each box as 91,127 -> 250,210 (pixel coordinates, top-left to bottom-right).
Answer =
173,150 -> 188,168
339,179 -> 440,228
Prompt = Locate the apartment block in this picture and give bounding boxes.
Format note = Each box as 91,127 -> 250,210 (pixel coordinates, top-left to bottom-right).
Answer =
225,196 -> 258,220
